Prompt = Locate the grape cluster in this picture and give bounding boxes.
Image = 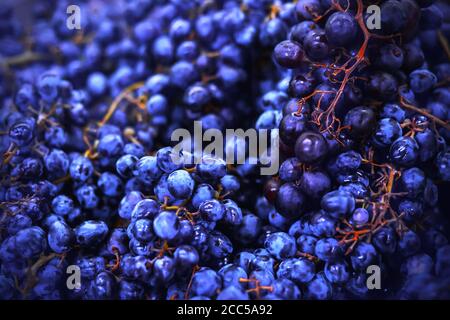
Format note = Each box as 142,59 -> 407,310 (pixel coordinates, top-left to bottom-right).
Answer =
264,0 -> 450,299
0,0 -> 449,300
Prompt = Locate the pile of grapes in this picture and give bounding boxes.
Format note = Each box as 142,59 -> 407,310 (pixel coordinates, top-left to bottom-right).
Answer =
0,0 -> 449,300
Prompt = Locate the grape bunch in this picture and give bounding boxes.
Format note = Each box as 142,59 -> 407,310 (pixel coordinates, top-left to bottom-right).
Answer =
0,0 -> 449,300
264,0 -> 450,299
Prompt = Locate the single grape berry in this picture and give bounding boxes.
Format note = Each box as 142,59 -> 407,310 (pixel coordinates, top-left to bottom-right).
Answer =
274,40 -> 304,69
295,132 -> 328,164
325,12 -> 357,47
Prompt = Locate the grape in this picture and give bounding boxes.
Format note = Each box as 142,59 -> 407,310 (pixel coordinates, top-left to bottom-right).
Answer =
295,132 -> 329,163
275,183 -> 305,219
324,261 -> 350,284
48,220 -> 75,254
277,258 -> 316,284
217,286 -> 249,300
304,29 -> 329,61
199,199 -> 226,222
153,211 -> 180,241
273,40 -> 304,69
409,69 -> 438,93
190,268 -> 222,298
325,12 -> 357,47
265,232 -> 297,260
69,156 -> 94,182
376,44 -> 404,70
74,220 -> 109,247
0,0 -> 449,301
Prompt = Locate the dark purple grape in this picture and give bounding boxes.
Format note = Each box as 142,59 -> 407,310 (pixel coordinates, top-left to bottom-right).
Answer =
274,40 -> 304,69
295,132 -> 329,164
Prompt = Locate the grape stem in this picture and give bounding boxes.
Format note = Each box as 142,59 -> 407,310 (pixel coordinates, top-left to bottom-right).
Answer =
321,0 -> 369,127
98,81 -> 145,127
184,265 -> 200,299
81,81 -> 145,158
16,253 -> 64,297
437,31 -> 450,61
400,97 -> 450,131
